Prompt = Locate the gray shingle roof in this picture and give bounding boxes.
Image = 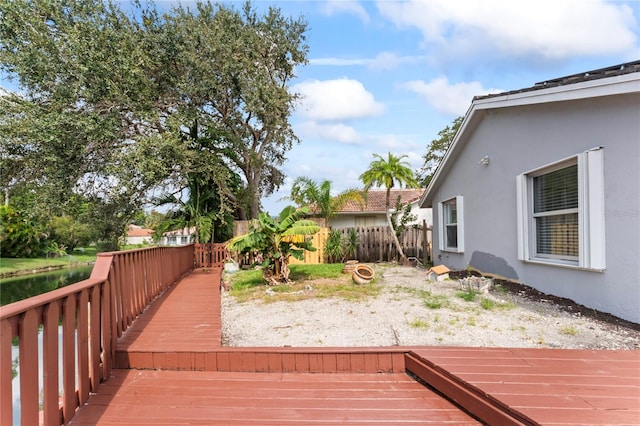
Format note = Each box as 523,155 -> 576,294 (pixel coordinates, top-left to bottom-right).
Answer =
474,60 -> 640,101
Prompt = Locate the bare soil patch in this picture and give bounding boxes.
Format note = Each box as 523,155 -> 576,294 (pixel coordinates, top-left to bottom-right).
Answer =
221,264 -> 640,349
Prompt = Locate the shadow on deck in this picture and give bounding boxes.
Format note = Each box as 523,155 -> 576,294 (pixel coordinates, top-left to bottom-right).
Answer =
70,268 -> 640,425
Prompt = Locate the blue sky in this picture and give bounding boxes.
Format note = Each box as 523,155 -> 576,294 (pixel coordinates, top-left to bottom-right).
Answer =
3,1 -> 639,216
254,0 -> 639,215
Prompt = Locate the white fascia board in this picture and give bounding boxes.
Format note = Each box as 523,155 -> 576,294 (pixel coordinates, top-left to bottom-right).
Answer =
419,72 -> 639,209
473,72 -> 640,111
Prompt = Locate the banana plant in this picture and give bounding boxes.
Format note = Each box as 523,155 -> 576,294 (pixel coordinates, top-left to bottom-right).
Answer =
227,206 -> 320,284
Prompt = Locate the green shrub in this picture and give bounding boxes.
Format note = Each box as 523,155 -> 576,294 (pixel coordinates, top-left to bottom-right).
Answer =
0,205 -> 49,258
343,228 -> 359,260
325,229 -> 344,263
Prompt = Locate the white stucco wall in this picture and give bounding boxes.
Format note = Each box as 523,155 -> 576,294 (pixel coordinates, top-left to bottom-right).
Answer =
330,205 -> 432,229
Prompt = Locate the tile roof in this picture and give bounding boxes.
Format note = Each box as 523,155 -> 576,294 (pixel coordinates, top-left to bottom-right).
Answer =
338,188 -> 424,213
127,225 -> 154,237
474,60 -> 640,101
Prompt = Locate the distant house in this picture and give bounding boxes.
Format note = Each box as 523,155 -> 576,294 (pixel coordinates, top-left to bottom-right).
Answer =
329,188 -> 431,229
419,61 -> 640,324
126,225 -> 154,245
161,227 -> 196,246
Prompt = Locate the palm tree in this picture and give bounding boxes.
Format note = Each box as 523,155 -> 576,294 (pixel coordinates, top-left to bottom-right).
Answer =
153,174 -> 232,244
360,152 -> 419,264
287,176 -> 365,224
227,205 -> 320,285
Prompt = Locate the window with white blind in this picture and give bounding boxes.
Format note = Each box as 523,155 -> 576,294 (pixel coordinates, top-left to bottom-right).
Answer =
516,148 -> 605,270
438,196 -> 464,253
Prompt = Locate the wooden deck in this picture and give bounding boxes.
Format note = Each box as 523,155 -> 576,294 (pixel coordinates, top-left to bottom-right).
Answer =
71,268 -> 640,425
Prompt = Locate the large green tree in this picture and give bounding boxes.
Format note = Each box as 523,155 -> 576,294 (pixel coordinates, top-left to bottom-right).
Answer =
417,116 -> 463,187
0,0 -> 308,250
163,2 -> 309,219
360,152 -> 419,264
287,176 -> 365,224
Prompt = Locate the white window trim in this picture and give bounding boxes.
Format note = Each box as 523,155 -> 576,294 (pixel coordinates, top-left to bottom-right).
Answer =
516,147 -> 605,271
438,195 -> 464,253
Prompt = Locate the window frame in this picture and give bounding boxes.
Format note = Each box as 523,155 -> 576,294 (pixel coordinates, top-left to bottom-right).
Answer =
438,195 -> 464,253
516,147 -> 605,271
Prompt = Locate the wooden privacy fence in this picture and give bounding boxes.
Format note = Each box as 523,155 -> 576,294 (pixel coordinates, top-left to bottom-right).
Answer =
289,225 -> 432,265
0,245 -> 195,426
288,228 -> 330,265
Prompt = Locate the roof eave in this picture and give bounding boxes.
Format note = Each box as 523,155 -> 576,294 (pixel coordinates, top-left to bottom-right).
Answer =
419,71 -> 640,208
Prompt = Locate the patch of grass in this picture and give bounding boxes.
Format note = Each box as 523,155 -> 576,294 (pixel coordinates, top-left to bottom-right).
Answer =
0,247 -> 98,275
480,297 -> 497,310
288,263 -> 345,281
456,289 -> 477,302
409,318 -> 430,329
560,325 -> 578,336
227,269 -> 264,291
393,286 -> 449,309
423,292 -> 449,309
480,297 -> 515,310
227,264 -> 382,303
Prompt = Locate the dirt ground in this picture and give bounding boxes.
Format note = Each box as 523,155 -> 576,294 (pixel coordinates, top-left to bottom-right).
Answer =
221,264 -> 640,349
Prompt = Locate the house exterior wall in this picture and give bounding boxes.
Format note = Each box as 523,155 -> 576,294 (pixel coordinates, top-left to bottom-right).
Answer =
161,234 -> 193,246
330,204 -> 432,229
330,214 -> 387,228
429,93 -> 639,323
126,236 -> 153,245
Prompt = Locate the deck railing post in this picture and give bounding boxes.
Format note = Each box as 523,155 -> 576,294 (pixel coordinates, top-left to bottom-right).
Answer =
0,245 -> 196,426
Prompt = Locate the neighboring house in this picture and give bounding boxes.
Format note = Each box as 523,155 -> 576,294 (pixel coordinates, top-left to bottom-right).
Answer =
161,227 -> 196,246
125,225 -> 154,245
329,188 -> 432,229
419,61 -> 639,324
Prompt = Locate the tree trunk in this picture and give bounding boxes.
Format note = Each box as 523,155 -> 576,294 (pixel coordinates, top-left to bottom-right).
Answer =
246,168 -> 262,219
386,211 -> 409,265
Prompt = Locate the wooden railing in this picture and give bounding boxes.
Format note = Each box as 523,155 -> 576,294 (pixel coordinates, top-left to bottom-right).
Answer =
194,243 -> 227,268
0,245 -> 195,426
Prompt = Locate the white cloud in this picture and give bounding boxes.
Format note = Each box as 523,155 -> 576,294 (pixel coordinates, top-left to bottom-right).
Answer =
296,121 -> 362,144
400,77 -> 502,116
377,0 -> 638,60
369,52 -> 426,70
310,52 -> 426,70
310,58 -> 370,66
293,78 -> 385,121
371,133 -> 421,150
319,1 -> 370,24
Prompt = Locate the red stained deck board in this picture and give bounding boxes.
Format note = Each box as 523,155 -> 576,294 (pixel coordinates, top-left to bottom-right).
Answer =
116,269 -> 222,354
410,347 -> 640,425
68,268 -> 640,426
70,370 -> 480,425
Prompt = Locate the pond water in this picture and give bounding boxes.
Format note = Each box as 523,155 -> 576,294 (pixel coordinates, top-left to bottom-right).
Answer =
0,264 -> 94,306
2,265 -> 94,424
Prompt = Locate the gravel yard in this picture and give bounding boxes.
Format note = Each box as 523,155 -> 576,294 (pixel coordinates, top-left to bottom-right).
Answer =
221,264 -> 640,350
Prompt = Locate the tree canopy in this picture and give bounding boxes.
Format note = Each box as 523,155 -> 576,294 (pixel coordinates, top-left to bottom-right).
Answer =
360,152 -> 419,264
417,116 -> 463,187
287,176 -> 365,223
0,0 -> 308,250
